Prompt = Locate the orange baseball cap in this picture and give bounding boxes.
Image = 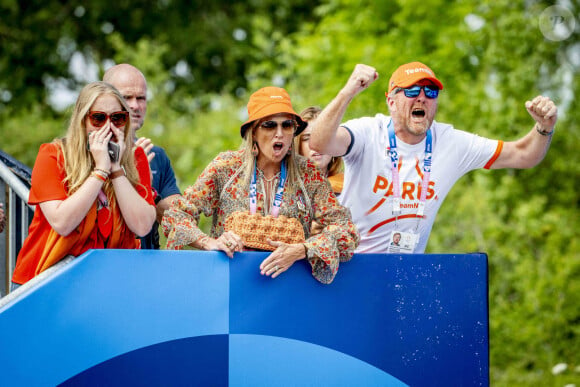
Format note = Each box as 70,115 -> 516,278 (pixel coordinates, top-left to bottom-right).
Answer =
387,62 -> 444,93
240,86 -> 307,138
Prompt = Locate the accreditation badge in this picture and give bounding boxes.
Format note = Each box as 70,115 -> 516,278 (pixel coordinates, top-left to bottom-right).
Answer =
388,230 -> 419,254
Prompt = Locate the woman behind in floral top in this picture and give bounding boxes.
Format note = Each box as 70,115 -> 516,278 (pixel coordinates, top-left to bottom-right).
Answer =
162,87 -> 359,284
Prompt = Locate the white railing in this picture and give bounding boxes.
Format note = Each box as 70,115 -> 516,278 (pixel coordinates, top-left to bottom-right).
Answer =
0,152 -> 33,297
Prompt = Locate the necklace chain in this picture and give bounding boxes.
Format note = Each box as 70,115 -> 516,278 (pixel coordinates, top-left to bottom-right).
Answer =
262,174 -> 277,182
259,171 -> 279,215
258,168 -> 280,182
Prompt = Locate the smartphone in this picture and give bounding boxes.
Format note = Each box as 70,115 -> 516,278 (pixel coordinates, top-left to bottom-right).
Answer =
87,140 -> 120,162
107,141 -> 120,162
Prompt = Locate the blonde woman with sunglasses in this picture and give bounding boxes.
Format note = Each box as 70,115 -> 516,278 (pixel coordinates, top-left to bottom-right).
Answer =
163,87 -> 359,284
11,82 -> 156,288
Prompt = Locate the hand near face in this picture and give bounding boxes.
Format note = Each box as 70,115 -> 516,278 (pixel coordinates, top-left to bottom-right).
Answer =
86,94 -> 129,170
88,128 -> 112,171
109,125 -> 126,169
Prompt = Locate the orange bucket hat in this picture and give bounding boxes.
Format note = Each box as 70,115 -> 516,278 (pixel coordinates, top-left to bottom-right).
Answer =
240,87 -> 307,138
387,61 -> 444,93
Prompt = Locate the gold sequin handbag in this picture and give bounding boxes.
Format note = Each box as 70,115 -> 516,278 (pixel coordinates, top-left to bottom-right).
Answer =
224,211 -> 305,251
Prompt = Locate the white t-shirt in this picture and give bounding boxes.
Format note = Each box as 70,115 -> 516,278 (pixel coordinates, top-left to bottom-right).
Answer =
340,114 -> 501,254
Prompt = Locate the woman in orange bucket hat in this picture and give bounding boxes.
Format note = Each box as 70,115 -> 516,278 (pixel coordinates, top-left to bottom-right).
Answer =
163,87 -> 359,284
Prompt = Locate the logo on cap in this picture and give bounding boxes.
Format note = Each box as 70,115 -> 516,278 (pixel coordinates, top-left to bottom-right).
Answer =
404,67 -> 434,76
387,61 -> 443,93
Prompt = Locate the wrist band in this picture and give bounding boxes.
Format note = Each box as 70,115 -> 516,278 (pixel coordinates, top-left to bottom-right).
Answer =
94,168 -> 110,177
93,169 -> 109,178
91,171 -> 107,182
110,166 -> 126,179
536,124 -> 554,136
92,169 -> 108,180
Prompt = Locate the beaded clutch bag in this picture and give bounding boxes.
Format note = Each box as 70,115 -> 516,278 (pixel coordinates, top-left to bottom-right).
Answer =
224,211 -> 305,251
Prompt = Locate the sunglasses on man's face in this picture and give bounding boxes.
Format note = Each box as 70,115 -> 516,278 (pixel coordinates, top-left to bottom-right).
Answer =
260,119 -> 297,132
397,85 -> 439,99
87,111 -> 129,128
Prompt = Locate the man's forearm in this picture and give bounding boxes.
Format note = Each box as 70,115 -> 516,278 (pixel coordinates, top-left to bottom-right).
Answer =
310,89 -> 354,156
311,64 -> 378,156
491,125 -> 553,169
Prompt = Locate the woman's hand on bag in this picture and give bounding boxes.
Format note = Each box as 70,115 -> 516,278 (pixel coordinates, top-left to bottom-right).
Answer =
203,231 -> 243,258
260,240 -> 306,278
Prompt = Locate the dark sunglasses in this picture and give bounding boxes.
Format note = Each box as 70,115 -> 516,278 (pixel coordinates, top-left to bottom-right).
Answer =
397,85 -> 439,99
260,120 -> 297,132
87,111 -> 129,128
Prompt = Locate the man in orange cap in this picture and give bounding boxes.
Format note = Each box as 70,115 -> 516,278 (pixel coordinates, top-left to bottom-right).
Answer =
310,62 -> 557,254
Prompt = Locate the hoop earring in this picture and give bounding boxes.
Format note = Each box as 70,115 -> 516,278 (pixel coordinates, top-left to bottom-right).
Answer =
252,142 -> 259,157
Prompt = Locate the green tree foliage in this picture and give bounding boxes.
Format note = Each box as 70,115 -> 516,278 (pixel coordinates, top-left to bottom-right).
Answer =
1,0 -> 578,385
276,0 -> 579,385
0,0 -> 322,112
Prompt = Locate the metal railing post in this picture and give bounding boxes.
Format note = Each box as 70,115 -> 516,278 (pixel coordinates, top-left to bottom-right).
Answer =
0,157 -> 33,296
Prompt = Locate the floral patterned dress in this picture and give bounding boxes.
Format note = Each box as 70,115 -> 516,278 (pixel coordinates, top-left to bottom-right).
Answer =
162,150 -> 359,284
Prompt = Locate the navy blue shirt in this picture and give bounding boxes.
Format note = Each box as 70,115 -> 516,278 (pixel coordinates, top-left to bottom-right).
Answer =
139,145 -> 180,249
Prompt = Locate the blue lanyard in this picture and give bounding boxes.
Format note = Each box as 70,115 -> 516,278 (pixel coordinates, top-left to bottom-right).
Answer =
250,160 -> 287,217
387,120 -> 432,217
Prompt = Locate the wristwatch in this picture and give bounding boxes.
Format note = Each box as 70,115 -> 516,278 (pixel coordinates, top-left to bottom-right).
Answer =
110,166 -> 126,180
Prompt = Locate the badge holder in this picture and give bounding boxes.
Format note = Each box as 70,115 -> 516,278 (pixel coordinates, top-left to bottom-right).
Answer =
388,230 -> 419,254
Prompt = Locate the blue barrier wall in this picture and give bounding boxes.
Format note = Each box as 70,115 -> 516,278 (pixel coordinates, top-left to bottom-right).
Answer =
0,250 -> 489,386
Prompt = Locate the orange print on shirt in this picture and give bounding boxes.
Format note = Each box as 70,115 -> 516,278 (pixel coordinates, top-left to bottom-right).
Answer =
366,156 -> 435,216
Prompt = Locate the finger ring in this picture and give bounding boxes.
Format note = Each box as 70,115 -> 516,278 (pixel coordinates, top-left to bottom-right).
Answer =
226,241 -> 232,248
275,265 -> 279,271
